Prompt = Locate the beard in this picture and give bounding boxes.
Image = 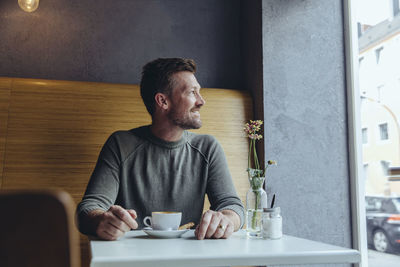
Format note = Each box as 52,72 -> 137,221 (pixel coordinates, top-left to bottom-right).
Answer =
168,107 -> 202,130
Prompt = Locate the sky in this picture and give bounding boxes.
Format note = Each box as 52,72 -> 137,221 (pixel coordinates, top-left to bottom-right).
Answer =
356,0 -> 393,25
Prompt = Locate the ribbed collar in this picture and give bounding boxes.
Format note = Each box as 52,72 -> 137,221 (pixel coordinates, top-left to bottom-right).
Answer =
139,125 -> 188,149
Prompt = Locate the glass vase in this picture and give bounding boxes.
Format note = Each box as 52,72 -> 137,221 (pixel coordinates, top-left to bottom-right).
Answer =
246,177 -> 267,238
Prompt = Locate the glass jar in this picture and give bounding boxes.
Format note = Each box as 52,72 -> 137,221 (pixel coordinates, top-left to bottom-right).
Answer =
262,207 -> 282,239
246,181 -> 268,238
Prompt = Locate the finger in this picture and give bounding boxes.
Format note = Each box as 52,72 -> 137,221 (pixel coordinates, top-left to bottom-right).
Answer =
205,212 -> 223,239
127,209 -> 137,219
99,229 -> 118,241
127,210 -> 139,229
97,220 -> 123,240
212,221 -> 227,239
106,222 -> 125,236
196,211 -> 213,240
110,205 -> 137,230
107,214 -> 131,232
222,223 -> 234,239
104,227 -> 124,240
102,209 -> 131,232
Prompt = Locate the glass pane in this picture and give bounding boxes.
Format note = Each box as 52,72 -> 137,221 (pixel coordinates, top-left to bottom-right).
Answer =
356,0 -> 400,265
379,123 -> 389,140
380,160 -> 390,176
362,128 -> 368,144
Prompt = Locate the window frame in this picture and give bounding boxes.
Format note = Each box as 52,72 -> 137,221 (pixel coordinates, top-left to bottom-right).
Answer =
376,84 -> 384,102
343,1 -> 368,267
375,46 -> 384,64
380,160 -> 391,176
378,122 -> 389,141
361,127 -> 368,145
363,163 -> 369,181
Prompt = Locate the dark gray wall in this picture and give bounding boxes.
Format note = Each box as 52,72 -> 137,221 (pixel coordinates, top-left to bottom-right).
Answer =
0,0 -> 242,89
242,1 -> 265,163
242,0 -> 263,118
262,1 -> 352,265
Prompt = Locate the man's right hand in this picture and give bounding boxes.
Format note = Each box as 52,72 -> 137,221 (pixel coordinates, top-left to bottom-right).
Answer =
91,205 -> 138,240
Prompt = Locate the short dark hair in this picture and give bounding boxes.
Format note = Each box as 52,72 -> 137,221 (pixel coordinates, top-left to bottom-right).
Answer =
140,58 -> 196,115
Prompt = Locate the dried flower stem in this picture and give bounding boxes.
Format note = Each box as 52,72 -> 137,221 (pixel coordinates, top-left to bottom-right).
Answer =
244,120 -> 277,232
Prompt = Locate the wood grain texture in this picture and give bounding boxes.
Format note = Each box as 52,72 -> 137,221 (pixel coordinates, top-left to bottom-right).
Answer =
0,78 -> 11,188
1,77 -> 253,267
2,78 -> 151,202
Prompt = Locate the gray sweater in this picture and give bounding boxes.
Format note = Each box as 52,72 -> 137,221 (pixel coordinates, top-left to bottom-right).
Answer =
76,126 -> 244,234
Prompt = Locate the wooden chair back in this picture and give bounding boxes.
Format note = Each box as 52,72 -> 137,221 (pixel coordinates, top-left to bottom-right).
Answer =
0,190 -> 80,267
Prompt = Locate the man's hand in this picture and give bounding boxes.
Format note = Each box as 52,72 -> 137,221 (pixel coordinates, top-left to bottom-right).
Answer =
91,205 -> 138,240
195,210 -> 240,240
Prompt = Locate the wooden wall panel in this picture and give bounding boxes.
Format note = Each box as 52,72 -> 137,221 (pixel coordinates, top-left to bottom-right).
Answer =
2,78 -> 151,203
0,78 -> 11,187
2,78 -> 252,206
1,78 -> 252,267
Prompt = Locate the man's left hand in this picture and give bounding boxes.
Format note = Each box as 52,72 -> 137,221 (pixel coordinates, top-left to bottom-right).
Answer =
195,210 -> 239,240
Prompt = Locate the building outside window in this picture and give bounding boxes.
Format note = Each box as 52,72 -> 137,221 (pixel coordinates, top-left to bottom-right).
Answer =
375,46 -> 384,64
379,123 -> 389,140
356,0 -> 400,265
359,56 -> 364,66
380,160 -> 391,176
377,84 -> 384,102
362,128 -> 368,144
364,163 -> 369,180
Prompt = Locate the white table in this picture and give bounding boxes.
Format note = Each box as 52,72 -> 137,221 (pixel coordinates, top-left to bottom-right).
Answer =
90,230 -> 360,267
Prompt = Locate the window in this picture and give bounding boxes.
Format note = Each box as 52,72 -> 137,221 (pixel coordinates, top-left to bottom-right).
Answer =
350,0 -> 400,265
377,84 -> 384,102
363,163 -> 369,180
380,160 -> 391,176
375,46 -> 384,64
379,123 -> 388,140
362,128 -> 368,144
359,56 -> 364,66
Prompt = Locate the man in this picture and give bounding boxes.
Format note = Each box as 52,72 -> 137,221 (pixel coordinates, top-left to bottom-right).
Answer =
76,58 -> 244,240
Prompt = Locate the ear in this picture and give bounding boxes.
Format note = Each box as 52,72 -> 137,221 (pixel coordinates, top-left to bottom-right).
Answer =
154,93 -> 169,111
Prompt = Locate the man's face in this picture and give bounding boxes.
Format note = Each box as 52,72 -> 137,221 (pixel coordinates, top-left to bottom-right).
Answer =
167,71 -> 205,130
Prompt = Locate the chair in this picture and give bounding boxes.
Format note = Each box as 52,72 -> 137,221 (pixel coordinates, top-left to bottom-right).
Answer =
0,190 -> 80,267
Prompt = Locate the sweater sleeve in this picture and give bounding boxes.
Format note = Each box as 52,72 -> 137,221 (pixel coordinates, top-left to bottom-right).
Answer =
205,137 -> 245,228
76,133 -> 121,234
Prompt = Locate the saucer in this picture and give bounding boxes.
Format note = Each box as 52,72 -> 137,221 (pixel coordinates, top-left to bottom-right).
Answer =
143,228 -> 189,239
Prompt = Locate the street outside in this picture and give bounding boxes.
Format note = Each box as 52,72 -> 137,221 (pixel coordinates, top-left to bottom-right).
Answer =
368,249 -> 400,267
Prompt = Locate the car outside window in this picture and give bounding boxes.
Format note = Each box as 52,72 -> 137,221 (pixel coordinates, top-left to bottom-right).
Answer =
366,197 -> 383,211
381,200 -> 396,213
393,198 -> 400,213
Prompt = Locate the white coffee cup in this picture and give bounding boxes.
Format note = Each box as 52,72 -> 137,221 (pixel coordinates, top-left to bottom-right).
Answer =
143,211 -> 182,231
